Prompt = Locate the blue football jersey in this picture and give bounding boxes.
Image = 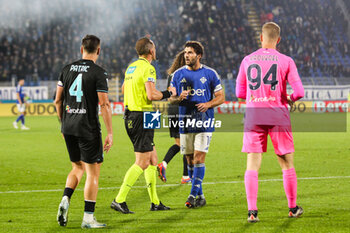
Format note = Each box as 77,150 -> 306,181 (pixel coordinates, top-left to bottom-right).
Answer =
171,65 -> 222,133
16,84 -> 24,104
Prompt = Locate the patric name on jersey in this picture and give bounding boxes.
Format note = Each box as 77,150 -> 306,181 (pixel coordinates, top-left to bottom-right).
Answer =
70,65 -> 90,72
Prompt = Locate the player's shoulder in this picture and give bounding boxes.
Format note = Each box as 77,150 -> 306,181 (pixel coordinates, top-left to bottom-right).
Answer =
275,51 -> 295,67
202,64 -> 220,79
172,65 -> 187,77
92,63 -> 108,75
135,58 -> 153,68
135,58 -> 155,74
61,62 -> 73,73
243,49 -> 261,60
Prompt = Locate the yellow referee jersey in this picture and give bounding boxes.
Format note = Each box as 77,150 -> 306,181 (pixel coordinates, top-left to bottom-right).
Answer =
123,57 -> 156,111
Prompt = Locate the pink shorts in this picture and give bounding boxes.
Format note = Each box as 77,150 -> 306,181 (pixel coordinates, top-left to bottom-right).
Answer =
242,124 -> 294,155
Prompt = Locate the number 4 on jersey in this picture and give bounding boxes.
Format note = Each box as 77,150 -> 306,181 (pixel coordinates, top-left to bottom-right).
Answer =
69,73 -> 83,102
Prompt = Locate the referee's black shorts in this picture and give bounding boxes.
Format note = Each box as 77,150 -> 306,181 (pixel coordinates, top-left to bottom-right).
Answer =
63,133 -> 103,164
124,110 -> 154,153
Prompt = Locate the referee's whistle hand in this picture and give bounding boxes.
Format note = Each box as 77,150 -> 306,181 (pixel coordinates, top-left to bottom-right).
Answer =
103,134 -> 113,153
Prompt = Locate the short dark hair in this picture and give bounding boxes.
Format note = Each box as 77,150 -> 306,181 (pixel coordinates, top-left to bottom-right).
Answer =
82,35 -> 100,54
184,41 -> 204,57
135,37 -> 153,56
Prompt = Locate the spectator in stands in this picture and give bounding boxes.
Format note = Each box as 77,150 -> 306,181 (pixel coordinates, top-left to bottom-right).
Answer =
0,0 -> 349,88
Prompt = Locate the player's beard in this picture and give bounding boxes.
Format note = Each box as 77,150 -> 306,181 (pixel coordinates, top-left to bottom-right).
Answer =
186,56 -> 198,69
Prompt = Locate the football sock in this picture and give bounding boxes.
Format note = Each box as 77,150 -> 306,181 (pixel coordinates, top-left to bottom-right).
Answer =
245,170 -> 258,210
183,155 -> 188,176
63,187 -> 74,199
282,168 -> 297,208
198,184 -> 203,196
187,165 -> 194,179
84,200 -> 96,213
190,163 -> 205,197
144,165 -> 160,205
16,114 -> 23,123
21,116 -> 25,125
83,201 -> 95,222
163,144 -> 180,164
83,212 -> 94,222
115,164 -> 143,203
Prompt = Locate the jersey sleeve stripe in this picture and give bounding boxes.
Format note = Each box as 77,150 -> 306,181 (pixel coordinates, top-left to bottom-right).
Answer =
96,90 -> 108,93
214,84 -> 223,92
203,65 -> 221,80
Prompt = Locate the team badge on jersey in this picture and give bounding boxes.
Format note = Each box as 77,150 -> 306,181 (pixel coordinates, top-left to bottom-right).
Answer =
200,77 -> 207,84
143,110 -> 161,129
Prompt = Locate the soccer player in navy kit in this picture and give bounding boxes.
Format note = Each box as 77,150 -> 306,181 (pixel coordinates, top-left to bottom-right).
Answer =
55,35 -> 113,228
171,41 -> 225,208
13,79 -> 30,130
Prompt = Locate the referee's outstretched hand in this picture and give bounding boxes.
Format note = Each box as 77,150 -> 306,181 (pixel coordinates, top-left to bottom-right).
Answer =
103,134 -> 113,153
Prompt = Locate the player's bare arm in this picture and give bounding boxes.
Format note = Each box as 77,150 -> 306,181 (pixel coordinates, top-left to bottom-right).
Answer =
54,86 -> 64,121
196,89 -> 225,112
98,92 -> 113,153
145,81 -> 176,101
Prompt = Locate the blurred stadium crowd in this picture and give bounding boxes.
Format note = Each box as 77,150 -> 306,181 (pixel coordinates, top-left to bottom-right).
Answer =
0,0 -> 349,84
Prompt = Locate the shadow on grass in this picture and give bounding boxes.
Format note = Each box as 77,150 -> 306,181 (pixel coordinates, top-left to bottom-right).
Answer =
231,221 -> 258,233
272,217 -> 297,233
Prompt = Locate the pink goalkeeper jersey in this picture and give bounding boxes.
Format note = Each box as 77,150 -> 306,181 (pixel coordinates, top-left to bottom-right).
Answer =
236,48 -> 301,126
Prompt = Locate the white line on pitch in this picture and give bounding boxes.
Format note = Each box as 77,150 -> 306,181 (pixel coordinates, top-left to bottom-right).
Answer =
1,175 -> 349,194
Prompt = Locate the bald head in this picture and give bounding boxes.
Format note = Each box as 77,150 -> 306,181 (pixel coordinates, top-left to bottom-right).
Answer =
262,22 -> 280,43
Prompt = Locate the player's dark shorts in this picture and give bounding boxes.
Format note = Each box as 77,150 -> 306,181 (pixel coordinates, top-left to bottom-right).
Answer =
63,134 -> 103,164
124,110 -> 154,153
168,104 -> 179,138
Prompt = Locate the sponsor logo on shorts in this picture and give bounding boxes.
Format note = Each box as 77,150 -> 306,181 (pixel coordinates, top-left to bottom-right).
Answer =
128,120 -> 133,129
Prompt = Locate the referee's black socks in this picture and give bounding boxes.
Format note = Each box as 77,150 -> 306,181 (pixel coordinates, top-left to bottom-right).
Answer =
163,144 -> 180,164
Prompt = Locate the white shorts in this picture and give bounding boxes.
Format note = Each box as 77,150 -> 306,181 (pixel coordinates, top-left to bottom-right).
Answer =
17,104 -> 26,113
180,132 -> 213,154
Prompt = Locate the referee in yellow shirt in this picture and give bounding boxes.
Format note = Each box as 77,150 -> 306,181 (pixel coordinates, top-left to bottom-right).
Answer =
111,37 -> 176,213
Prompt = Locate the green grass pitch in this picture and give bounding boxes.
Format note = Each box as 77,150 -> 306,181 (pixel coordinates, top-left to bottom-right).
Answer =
0,115 -> 349,232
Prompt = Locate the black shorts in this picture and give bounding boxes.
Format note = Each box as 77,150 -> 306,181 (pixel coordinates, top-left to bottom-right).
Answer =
63,134 -> 103,164
167,104 -> 179,138
124,110 -> 154,152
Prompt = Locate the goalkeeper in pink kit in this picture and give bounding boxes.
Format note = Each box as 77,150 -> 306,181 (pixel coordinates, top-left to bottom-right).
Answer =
236,22 -> 305,222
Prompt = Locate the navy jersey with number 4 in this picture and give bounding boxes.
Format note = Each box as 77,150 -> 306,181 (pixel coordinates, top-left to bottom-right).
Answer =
58,59 -> 108,138
171,65 -> 222,133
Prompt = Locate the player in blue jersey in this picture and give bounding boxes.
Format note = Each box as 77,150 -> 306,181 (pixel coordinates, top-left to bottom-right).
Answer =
170,41 -> 225,208
13,79 -> 30,130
